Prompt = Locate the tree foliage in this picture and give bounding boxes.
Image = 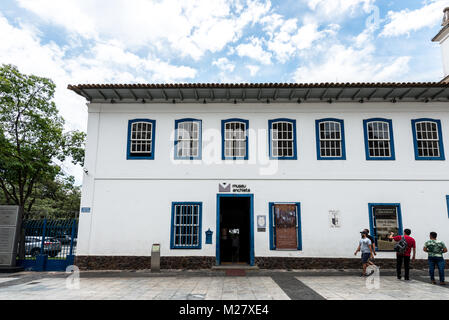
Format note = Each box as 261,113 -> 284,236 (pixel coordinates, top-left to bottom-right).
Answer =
0,64 -> 85,217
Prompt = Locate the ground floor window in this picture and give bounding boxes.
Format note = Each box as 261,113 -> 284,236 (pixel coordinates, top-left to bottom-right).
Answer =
269,202 -> 302,250
170,202 -> 202,249
446,195 -> 449,218
368,203 -> 403,251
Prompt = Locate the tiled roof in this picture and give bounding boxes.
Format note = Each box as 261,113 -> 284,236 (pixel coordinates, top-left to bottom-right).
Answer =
67,82 -> 449,103
68,82 -> 448,90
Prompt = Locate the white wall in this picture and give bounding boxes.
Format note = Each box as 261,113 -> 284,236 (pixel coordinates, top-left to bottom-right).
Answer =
77,101 -> 449,260
442,37 -> 449,77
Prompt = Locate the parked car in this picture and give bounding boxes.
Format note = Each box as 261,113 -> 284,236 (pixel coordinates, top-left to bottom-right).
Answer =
25,236 -> 62,257
53,234 -> 75,245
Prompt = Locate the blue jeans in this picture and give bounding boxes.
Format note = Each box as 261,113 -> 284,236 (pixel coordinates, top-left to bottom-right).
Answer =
428,257 -> 445,282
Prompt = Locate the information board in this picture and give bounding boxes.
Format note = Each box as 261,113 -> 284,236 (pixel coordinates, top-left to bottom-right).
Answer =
0,206 -> 22,267
274,204 -> 297,250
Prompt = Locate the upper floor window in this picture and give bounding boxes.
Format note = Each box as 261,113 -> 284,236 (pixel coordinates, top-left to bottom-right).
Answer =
363,119 -> 395,160
174,119 -> 202,160
127,119 -> 155,160
268,119 -> 297,160
170,202 -> 202,249
316,118 -> 346,160
411,119 -> 445,160
222,119 -> 249,160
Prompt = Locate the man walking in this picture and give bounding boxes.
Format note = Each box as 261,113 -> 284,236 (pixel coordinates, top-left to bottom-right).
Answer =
388,229 -> 416,280
354,230 -> 374,277
364,228 -> 377,268
423,232 -> 447,285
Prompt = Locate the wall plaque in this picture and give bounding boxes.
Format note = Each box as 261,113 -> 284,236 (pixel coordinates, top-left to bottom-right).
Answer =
218,182 -> 251,193
329,210 -> 341,228
0,206 -> 22,267
257,215 -> 266,232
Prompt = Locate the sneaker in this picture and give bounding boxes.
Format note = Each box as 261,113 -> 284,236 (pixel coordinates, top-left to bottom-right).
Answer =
431,280 -> 437,285
440,282 -> 446,286
404,278 -> 410,281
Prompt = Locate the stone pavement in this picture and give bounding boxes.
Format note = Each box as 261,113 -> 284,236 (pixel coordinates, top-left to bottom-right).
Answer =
0,269 -> 448,300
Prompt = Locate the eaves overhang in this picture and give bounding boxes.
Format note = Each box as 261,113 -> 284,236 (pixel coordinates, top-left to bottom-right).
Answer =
432,24 -> 449,42
68,82 -> 449,104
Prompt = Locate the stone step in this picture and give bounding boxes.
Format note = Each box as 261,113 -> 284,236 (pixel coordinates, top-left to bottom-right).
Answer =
211,265 -> 259,271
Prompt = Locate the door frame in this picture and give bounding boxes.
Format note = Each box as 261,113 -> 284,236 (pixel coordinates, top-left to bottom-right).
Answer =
216,193 -> 254,266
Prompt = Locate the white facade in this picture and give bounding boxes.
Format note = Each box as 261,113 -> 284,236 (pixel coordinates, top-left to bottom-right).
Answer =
441,36 -> 449,78
434,8 -> 449,79
77,101 -> 449,262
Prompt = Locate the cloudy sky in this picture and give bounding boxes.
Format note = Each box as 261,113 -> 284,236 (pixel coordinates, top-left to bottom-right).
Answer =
0,0 -> 448,182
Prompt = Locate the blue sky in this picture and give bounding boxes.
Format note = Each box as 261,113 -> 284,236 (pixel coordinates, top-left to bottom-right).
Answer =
0,0 -> 448,181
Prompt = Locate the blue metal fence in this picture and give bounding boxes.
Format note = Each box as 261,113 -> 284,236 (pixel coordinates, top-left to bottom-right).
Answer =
18,219 -> 78,271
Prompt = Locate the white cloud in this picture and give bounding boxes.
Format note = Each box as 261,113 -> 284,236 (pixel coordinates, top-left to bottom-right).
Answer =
0,12 -> 197,183
380,0 -> 447,37
266,21 -> 338,62
305,0 -> 375,22
292,31 -> 411,83
246,64 -> 260,76
16,0 -> 272,60
212,57 -> 236,72
236,37 -> 272,64
307,0 -> 374,14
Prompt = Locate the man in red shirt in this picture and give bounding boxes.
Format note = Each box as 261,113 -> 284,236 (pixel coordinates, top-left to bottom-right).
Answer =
388,229 -> 416,280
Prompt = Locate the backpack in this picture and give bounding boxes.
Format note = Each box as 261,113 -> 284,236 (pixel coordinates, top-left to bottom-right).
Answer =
394,236 -> 408,254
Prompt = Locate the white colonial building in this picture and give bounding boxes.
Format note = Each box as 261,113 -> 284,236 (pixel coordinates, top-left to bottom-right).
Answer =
69,9 -> 449,269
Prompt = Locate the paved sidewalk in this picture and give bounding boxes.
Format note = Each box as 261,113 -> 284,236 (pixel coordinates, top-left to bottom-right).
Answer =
297,276 -> 449,300
0,269 -> 447,300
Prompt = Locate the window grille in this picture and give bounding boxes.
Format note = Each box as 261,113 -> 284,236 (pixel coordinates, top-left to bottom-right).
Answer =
271,121 -> 294,158
318,121 -> 342,158
172,203 -> 201,249
415,121 -> 440,158
366,121 -> 391,158
224,121 -> 247,158
129,121 -> 153,158
176,120 -> 200,159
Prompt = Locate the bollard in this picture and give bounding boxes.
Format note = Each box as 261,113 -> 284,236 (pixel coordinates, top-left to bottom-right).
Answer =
151,243 -> 160,273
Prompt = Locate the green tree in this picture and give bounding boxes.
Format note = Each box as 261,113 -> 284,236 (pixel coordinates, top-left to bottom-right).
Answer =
28,175 -> 81,219
0,64 -> 85,218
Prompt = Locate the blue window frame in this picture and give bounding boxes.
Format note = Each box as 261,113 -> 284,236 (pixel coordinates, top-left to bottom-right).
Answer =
127,119 -> 156,160
221,119 -> 249,160
268,202 -> 302,251
315,118 -> 346,160
170,202 -> 202,249
174,118 -> 202,160
446,195 -> 449,218
368,203 -> 403,252
411,119 -> 445,160
268,119 -> 297,160
363,118 -> 396,160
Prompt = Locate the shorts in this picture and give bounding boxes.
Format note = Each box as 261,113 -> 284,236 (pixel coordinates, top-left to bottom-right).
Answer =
361,253 -> 371,264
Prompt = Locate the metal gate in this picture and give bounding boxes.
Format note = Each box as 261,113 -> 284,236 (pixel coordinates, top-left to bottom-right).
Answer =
17,219 -> 78,271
